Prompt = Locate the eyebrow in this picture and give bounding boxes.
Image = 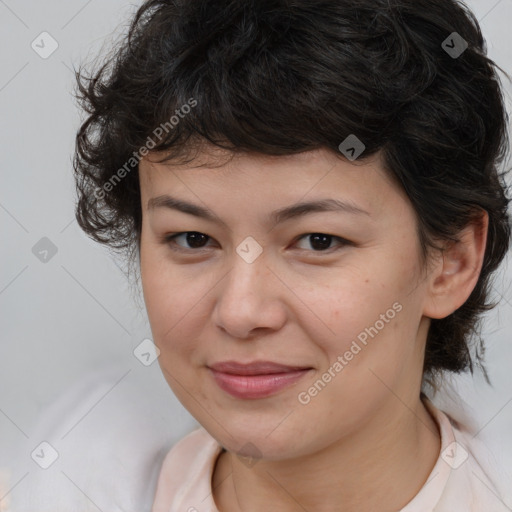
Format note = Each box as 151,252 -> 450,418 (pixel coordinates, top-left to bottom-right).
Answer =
147,195 -> 371,226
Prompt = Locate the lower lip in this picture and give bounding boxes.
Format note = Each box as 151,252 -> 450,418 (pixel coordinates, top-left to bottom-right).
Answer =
208,368 -> 311,399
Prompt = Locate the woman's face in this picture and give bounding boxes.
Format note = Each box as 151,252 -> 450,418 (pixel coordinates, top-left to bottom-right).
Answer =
138,146 -> 435,459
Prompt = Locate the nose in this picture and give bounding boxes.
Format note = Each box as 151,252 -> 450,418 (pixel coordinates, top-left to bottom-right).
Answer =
212,251 -> 287,340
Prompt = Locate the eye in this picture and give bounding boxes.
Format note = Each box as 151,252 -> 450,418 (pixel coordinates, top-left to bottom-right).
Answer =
293,233 -> 349,252
163,232 -> 215,252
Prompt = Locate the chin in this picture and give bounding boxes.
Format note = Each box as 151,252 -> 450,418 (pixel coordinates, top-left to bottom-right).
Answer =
204,419 -> 312,462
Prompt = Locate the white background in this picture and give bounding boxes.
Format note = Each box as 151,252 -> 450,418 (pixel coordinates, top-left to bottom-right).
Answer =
1,0 -> 512,510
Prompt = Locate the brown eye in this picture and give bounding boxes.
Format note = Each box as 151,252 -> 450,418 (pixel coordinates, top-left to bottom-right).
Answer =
294,233 -> 349,252
163,232 -> 213,251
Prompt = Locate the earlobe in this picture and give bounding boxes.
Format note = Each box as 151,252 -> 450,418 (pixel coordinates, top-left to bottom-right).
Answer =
423,210 -> 489,320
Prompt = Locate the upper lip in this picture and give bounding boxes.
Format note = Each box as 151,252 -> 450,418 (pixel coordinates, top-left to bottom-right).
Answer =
208,361 -> 311,375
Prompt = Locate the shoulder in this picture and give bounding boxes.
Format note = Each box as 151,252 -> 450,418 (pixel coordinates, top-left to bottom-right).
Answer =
160,426 -> 220,468
7,362 -> 196,512
433,404 -> 511,511
152,427 -> 224,512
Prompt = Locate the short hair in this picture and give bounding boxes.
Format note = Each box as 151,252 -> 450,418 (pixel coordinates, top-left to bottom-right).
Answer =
73,0 -> 511,387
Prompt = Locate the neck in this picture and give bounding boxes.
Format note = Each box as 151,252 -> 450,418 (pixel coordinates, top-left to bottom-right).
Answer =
212,396 -> 441,512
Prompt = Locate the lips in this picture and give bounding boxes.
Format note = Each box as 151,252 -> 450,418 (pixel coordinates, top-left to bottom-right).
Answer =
207,360 -> 312,399
208,360 -> 311,375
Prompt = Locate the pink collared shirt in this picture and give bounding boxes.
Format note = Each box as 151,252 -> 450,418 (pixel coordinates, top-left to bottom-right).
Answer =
151,399 -> 511,512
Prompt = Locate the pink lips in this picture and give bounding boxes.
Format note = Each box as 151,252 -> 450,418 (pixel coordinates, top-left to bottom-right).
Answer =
208,361 -> 312,399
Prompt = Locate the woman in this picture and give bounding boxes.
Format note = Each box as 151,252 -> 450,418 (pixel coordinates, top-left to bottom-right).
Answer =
73,0 -> 511,510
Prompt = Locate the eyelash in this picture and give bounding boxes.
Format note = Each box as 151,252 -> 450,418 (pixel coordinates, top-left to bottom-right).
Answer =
161,232 -> 351,254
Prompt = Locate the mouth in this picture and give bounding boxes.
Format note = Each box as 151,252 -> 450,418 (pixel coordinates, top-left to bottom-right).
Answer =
207,360 -> 313,399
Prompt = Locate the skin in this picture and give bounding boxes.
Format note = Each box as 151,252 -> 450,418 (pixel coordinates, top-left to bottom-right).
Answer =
138,145 -> 488,512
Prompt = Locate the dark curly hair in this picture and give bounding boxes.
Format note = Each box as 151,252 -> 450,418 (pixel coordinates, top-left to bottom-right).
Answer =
73,0 -> 511,387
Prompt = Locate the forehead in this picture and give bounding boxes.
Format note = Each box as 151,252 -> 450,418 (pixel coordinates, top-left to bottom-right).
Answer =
138,145 -> 405,217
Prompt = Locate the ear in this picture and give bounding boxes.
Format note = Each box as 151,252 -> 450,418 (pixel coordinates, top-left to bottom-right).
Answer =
422,210 -> 489,320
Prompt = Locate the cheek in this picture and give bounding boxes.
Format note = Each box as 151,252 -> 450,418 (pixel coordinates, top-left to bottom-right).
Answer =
299,264 -> 420,383
140,245 -> 206,355
140,250 -> 211,412
297,271 -> 393,352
